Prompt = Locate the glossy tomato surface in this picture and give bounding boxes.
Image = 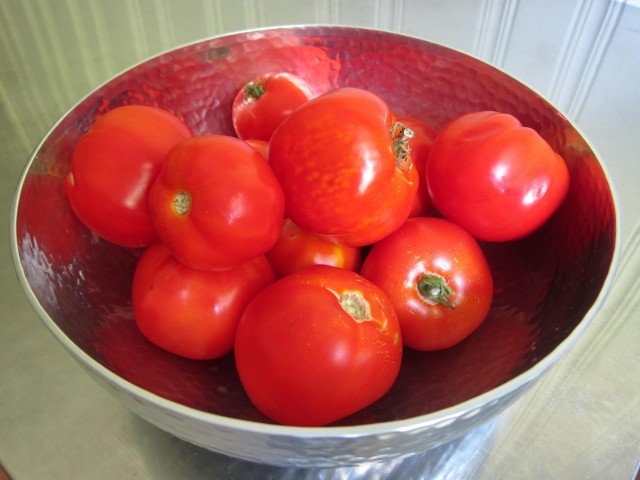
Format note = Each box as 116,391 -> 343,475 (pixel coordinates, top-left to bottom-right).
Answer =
64,105 -> 192,247
148,135 -> 285,271
232,72 -> 316,141
360,217 -> 494,351
234,265 -> 402,426
132,241 -> 275,360
268,87 -> 418,247
266,218 -> 362,278
426,111 -> 570,242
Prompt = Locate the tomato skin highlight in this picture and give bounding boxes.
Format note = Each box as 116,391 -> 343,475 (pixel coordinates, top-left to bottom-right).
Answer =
232,72 -> 316,141
268,87 -> 418,247
148,135 -> 285,271
426,111 -> 570,242
234,265 -> 402,426
132,241 -> 275,360
360,217 -> 494,351
65,105 -> 192,248
266,218 -> 362,278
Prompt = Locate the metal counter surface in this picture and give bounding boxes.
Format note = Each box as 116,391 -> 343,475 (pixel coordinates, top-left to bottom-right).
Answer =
1,2 -> 639,478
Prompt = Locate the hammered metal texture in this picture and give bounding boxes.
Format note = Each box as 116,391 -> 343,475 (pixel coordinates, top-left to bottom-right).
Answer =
12,26 -> 618,467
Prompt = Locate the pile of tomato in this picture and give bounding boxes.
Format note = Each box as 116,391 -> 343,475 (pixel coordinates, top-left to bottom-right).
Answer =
64,72 -> 570,427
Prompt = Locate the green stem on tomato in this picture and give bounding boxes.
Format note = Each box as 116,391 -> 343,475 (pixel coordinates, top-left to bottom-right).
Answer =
391,121 -> 414,171
417,273 -> 456,309
244,81 -> 266,101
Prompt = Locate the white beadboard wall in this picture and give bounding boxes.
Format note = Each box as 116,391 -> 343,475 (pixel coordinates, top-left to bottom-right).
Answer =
0,0 -> 638,234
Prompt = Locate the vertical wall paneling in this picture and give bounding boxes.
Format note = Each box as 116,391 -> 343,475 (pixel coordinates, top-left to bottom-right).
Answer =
202,0 -> 224,35
491,0 -> 519,67
548,0 -> 595,106
472,0 -> 522,67
568,0 -> 626,119
124,1 -> 151,61
373,0 -> 405,31
154,1 -> 178,52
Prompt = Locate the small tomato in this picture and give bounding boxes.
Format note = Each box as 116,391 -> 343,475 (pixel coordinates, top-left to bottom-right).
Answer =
232,72 -> 316,141
266,218 -> 361,278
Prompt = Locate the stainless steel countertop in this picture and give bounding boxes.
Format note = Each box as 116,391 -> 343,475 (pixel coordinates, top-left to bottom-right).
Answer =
2,1 -> 639,478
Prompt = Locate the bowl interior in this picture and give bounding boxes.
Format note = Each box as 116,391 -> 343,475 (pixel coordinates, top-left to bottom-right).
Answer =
13,26 -> 617,426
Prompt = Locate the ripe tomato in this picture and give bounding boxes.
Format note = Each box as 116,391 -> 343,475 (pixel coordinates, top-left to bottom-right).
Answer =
232,72 -> 316,141
426,111 -> 570,241
268,87 -> 418,247
360,217 -> 493,351
396,115 -> 437,217
132,241 -> 275,360
266,218 -> 362,278
148,135 -> 285,271
65,105 -> 192,247
234,265 -> 402,426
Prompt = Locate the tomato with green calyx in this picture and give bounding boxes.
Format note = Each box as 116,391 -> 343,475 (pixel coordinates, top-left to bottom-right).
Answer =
232,72 -> 316,141
360,217 -> 493,351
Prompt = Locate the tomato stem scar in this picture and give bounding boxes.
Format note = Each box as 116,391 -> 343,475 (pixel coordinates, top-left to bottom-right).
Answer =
391,121 -> 414,171
417,273 -> 456,309
339,291 -> 372,321
172,191 -> 191,216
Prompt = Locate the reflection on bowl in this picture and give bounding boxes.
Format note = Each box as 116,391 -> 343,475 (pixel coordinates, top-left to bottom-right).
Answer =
11,26 -> 619,467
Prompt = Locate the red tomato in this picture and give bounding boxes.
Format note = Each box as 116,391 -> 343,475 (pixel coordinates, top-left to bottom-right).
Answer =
268,87 -> 419,247
396,115 -> 437,217
148,135 -> 285,271
360,217 -> 493,351
232,72 -> 316,141
65,105 -> 192,247
234,265 -> 402,426
426,111 -> 570,241
266,218 -> 362,278
132,241 -> 275,360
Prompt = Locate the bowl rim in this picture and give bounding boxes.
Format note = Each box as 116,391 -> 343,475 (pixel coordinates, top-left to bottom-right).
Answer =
9,24 -> 623,439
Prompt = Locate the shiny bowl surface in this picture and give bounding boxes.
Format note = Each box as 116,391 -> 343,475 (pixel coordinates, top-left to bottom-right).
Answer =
11,25 -> 619,467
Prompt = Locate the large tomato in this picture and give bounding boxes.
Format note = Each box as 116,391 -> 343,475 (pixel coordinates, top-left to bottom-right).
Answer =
360,217 -> 493,351
65,105 -> 192,247
266,218 -> 362,278
148,135 -> 285,271
132,241 -> 275,360
268,87 -> 419,247
234,265 -> 402,426
232,72 -> 316,141
426,111 -> 570,242
396,115 -> 437,217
